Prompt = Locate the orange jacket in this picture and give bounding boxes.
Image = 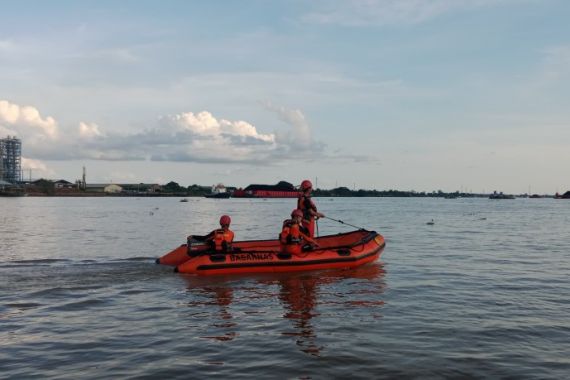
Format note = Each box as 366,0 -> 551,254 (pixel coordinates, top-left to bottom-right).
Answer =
211,229 -> 234,251
280,220 -> 316,246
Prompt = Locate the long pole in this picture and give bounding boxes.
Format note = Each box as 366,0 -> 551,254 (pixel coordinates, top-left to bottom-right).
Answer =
323,216 -> 365,230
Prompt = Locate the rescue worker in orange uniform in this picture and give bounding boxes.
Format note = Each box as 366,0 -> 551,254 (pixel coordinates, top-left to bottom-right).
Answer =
187,215 -> 235,255
280,209 -> 319,256
297,180 -> 325,238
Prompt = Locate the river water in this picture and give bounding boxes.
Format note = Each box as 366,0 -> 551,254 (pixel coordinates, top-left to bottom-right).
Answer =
1,197 -> 569,379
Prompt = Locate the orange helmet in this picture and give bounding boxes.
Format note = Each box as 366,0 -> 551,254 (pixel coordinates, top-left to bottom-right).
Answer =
300,179 -> 312,190
219,215 -> 231,226
291,209 -> 303,218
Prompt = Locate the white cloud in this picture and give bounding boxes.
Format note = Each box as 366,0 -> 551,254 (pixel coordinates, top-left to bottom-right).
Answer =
68,48 -> 140,64
540,45 -> 570,82
303,0 -> 521,27
21,157 -> 56,178
79,122 -> 104,138
0,124 -> 16,137
165,111 -> 275,143
505,44 -> 570,102
152,111 -> 278,162
21,157 -> 48,171
220,120 -> 275,143
1,99 -> 368,165
0,100 -> 58,139
0,39 -> 14,51
262,101 -> 313,149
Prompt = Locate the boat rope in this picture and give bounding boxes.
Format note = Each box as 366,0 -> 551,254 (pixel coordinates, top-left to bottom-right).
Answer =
322,216 -> 365,230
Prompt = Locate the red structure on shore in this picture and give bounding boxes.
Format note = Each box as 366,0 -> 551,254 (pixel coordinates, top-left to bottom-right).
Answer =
232,181 -> 299,198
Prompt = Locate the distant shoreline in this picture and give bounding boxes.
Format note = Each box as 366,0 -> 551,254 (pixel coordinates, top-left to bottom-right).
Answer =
4,179 -> 560,199
17,192 -> 556,198
3,182 -> 558,198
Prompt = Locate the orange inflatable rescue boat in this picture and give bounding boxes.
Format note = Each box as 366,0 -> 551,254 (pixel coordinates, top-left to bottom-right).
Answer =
156,230 -> 385,275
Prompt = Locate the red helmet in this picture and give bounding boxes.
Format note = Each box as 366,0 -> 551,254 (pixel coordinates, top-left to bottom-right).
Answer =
301,179 -> 312,190
219,215 -> 231,226
291,209 -> 303,218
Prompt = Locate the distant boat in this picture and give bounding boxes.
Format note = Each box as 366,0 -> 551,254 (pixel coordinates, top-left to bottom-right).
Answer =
554,191 -> 570,199
232,181 -> 298,198
489,191 -> 515,200
180,198 -> 188,202
205,183 -> 231,199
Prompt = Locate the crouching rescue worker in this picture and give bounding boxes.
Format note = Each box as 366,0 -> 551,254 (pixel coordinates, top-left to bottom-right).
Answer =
187,215 -> 235,256
280,209 -> 319,257
298,179 -> 325,238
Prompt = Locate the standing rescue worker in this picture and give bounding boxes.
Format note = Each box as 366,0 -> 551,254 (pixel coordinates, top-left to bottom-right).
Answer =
297,179 -> 325,238
280,209 -> 318,256
187,215 -> 235,254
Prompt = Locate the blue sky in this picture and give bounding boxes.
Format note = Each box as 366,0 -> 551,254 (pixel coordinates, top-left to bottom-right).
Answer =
1,0 -> 569,193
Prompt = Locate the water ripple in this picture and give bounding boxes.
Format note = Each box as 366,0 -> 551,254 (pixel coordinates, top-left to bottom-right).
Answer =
1,197 -> 569,378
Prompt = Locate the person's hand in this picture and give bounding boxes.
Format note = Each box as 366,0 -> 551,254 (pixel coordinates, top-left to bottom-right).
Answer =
318,212 -> 325,218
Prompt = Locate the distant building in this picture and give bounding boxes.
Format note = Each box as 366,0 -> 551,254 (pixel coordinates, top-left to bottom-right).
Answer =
85,183 -> 120,193
84,183 -> 160,194
0,179 -> 14,190
119,183 -> 162,193
104,184 -> 123,193
0,136 -> 22,184
0,178 -> 24,196
54,179 -> 75,189
85,184 -> 106,193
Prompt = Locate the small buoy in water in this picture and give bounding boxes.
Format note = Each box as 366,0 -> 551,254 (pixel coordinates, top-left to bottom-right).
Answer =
480,217 -> 487,220
426,219 -> 435,225
149,211 -> 154,216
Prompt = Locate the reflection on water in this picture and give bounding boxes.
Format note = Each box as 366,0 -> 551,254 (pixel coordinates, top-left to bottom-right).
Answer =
278,274 -> 321,355
181,264 -> 386,356
201,287 -> 237,342
276,264 -> 386,356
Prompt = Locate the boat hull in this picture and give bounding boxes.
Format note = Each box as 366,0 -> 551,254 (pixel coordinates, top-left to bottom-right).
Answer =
157,230 -> 385,275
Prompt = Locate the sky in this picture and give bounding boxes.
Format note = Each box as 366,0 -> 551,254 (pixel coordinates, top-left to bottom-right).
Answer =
1,0 -> 569,193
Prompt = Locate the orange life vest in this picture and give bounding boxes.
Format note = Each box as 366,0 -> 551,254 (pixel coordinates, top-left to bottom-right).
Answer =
212,229 -> 234,251
280,220 -> 302,245
297,194 -> 317,221
280,220 -> 304,256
